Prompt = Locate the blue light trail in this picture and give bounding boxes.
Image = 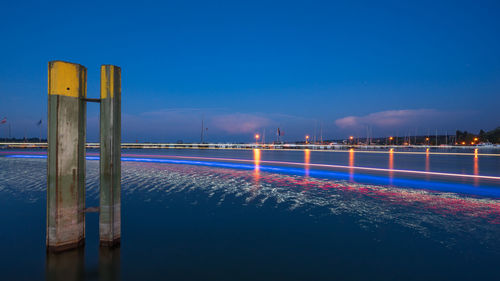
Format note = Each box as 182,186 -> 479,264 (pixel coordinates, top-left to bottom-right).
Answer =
4,154 -> 500,197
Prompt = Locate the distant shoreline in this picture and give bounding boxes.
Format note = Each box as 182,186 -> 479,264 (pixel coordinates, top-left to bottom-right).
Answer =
1,142 -> 499,153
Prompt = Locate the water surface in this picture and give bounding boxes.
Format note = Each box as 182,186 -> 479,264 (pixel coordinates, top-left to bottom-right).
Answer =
0,149 -> 499,280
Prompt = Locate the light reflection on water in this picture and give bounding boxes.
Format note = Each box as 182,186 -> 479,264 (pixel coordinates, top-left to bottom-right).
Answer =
474,150 -> 480,186
253,148 -> 260,179
2,156 -> 498,247
388,149 -> 394,184
2,148 -> 498,178
348,148 -> 354,182
304,149 -> 310,177
1,150 -> 500,280
425,148 -> 430,172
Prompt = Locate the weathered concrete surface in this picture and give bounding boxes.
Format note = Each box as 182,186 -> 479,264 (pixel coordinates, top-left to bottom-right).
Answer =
47,61 -> 87,252
99,65 -> 121,246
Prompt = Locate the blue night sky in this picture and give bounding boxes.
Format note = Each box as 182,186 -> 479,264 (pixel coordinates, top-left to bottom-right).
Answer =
0,0 -> 499,142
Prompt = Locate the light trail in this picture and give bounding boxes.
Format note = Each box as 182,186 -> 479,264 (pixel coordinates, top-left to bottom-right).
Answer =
119,146 -> 500,157
5,153 -> 500,181
117,153 -> 500,181
4,154 -> 500,197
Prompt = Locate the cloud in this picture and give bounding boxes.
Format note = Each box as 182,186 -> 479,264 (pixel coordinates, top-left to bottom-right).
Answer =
118,108 -> 277,142
335,109 -> 442,129
211,113 -> 271,134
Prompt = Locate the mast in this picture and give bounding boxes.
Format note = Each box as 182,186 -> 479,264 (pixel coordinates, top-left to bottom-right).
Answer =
200,117 -> 204,144
435,129 -> 438,146
320,122 -> 323,144
313,121 -> 317,144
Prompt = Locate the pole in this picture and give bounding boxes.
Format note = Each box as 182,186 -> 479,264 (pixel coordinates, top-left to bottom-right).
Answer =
100,65 -> 121,247
47,61 -> 87,252
200,117 -> 204,144
1,122 -> 6,141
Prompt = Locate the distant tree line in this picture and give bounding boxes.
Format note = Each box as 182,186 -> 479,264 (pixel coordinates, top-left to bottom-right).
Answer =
456,127 -> 500,144
321,127 -> 500,145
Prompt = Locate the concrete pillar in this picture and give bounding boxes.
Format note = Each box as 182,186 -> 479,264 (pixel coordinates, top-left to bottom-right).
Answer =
99,65 -> 121,246
47,61 -> 87,252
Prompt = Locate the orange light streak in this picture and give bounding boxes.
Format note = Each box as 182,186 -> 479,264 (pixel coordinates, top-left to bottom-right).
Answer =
474,149 -> 479,186
389,148 -> 394,184
349,148 -> 355,181
304,149 -> 310,177
253,149 -> 261,183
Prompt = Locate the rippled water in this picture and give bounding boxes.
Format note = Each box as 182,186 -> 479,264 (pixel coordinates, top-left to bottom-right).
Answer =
0,150 -> 499,280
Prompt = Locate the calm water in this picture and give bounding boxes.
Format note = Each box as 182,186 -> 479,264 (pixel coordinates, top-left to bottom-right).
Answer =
0,148 -> 499,280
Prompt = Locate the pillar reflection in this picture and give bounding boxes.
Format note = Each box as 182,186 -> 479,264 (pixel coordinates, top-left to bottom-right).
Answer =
46,246 -> 121,281
99,246 -> 121,281
46,247 -> 85,281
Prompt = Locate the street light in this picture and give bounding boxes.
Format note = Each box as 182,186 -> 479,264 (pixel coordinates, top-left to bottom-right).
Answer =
305,135 -> 309,144
255,134 -> 260,144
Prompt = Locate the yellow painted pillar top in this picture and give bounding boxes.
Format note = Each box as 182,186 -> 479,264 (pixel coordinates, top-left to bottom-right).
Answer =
100,65 -> 121,99
48,61 -> 87,98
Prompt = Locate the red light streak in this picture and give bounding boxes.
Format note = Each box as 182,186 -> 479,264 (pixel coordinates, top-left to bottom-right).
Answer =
118,153 -> 500,181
